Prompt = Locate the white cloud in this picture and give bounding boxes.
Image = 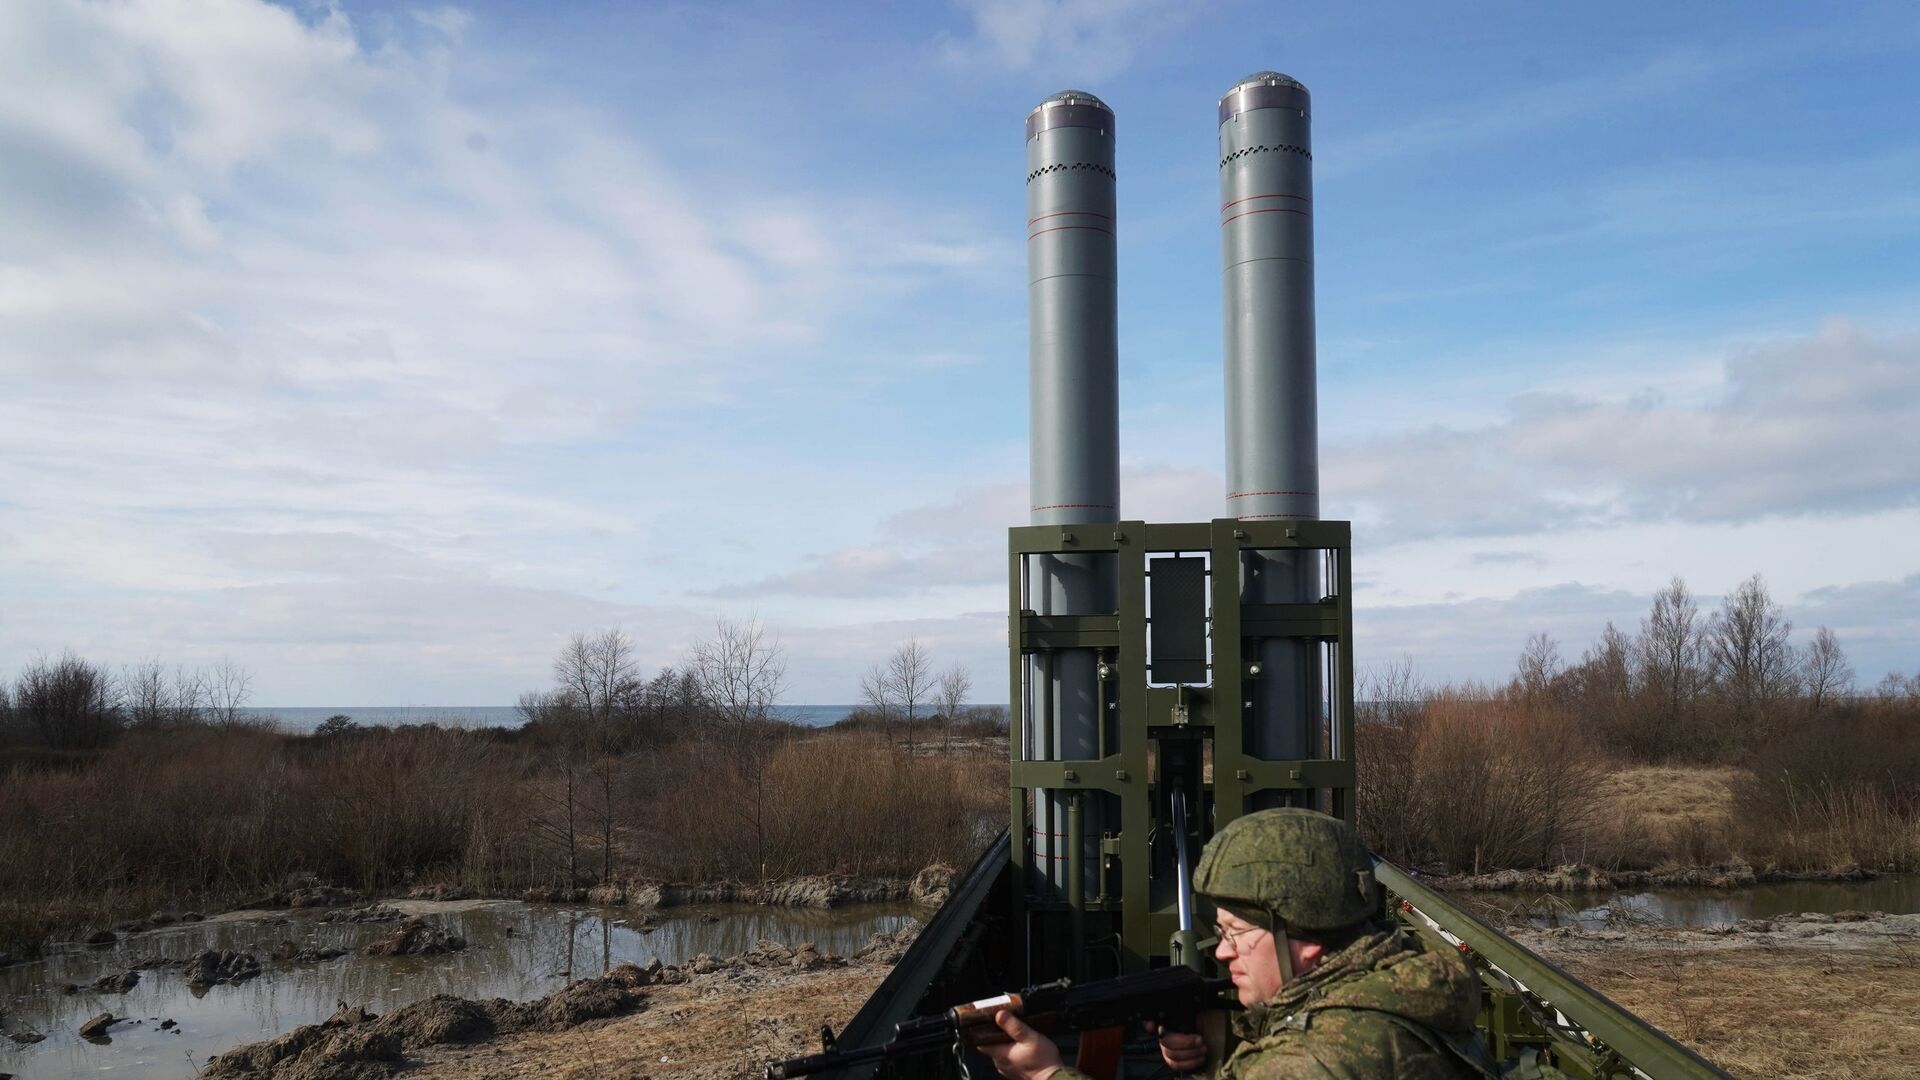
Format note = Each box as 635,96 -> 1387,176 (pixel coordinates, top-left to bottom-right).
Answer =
939,0 -> 1201,82
0,0 -> 999,704
1325,320 -> 1920,542
706,545 -> 1002,600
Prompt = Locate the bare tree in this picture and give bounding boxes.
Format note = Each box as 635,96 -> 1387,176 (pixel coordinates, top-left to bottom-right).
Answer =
534,631 -> 645,888
1515,633 -> 1561,703
207,656 -> 253,727
691,617 -> 787,884
886,639 -> 932,757
169,665 -> 209,726
553,629 -> 638,732
937,663 -> 972,753
693,618 -> 786,734
521,688 -> 585,889
1707,573 -> 1798,749
1800,626 -> 1854,713
1637,577 -> 1710,760
1568,621 -> 1640,754
861,662 -> 896,741
123,660 -> 169,729
1872,670 -> 1919,702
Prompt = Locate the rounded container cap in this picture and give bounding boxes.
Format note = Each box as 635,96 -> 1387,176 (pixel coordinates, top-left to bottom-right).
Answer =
1219,71 -> 1310,123
1028,89 -> 1115,140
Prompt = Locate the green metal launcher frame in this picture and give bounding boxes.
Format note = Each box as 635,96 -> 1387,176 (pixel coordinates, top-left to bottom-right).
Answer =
1007,517 -> 1355,977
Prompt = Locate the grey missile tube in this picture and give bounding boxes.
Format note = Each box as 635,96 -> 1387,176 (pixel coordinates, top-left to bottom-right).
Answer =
1219,72 -> 1321,778
1027,91 -> 1118,894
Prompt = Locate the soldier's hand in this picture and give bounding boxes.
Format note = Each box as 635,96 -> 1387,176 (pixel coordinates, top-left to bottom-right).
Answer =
1143,1020 -> 1209,1074
978,1009 -> 1063,1080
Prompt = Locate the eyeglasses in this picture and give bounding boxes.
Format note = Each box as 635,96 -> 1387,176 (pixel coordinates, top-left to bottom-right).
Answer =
1210,921 -> 1267,952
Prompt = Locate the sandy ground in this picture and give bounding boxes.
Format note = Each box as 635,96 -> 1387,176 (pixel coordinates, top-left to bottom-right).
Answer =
1517,913 -> 1920,1079
405,960 -> 890,1080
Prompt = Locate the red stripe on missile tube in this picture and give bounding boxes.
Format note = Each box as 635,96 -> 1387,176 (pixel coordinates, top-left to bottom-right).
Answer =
1028,225 -> 1115,239
1220,208 -> 1309,226
1228,490 -> 1316,499
1031,503 -> 1115,511
1027,210 -> 1115,225
1220,194 -> 1308,210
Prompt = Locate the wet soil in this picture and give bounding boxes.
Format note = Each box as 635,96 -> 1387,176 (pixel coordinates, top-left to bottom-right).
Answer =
203,930 -> 917,1080
1518,913 -> 1920,1079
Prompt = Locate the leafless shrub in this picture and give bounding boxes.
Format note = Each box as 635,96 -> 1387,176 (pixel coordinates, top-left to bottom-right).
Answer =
1799,626 -> 1854,714
13,651 -> 122,750
937,664 -> 972,754
1734,696 -> 1920,871
1354,658 -> 1428,864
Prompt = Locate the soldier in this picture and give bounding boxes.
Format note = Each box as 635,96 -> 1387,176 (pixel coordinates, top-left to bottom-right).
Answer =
981,808 -> 1487,1080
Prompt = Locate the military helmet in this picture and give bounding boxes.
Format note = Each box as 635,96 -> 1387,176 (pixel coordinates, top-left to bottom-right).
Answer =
1192,808 -> 1379,934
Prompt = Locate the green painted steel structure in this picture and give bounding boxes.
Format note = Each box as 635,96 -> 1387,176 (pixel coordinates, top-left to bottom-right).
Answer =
1377,860 -> 1731,1079
1008,517 -> 1356,978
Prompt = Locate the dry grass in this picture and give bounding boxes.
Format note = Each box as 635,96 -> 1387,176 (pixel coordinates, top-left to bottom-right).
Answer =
1361,682 -> 1920,875
1550,947 -> 1920,1079
1358,686 -> 1606,871
0,724 -> 1007,954
636,730 -> 1005,881
405,960 -> 892,1080
1586,766 -> 1743,867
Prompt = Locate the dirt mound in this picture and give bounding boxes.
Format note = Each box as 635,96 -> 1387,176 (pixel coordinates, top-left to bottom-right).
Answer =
273,940 -> 350,963
320,905 -> 408,925
203,966 -> 658,1078
1516,910 -> 1920,955
850,925 -> 920,965
522,964 -> 655,1029
729,939 -> 848,972
113,910 -> 194,934
404,884 -> 470,902
1441,863 -> 1765,891
202,1003 -> 405,1080
150,949 -> 262,986
613,877 -> 912,909
909,864 -> 956,907
208,930 -> 920,1080
363,918 -> 466,957
759,876 -> 908,907
89,970 -> 139,993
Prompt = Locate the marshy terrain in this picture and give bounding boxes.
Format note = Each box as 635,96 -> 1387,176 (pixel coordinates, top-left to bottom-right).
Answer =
1356,576 -> 1920,881
4,577 -> 1919,1077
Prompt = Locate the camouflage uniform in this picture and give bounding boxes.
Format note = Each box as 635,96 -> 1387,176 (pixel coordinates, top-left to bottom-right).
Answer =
1054,809 -> 1485,1080
1213,922 -> 1483,1079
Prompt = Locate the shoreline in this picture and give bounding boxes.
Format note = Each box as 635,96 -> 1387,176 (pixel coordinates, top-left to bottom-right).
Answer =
1430,862 -> 1879,892
11,858 -> 1896,960
196,928 -> 920,1080
9,868 -> 954,960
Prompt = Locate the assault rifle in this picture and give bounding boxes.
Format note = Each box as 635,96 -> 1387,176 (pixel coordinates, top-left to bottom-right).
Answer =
764,965 -> 1236,1079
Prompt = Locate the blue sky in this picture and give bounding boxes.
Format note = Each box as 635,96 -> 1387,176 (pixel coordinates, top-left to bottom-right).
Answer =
2,0 -> 1916,705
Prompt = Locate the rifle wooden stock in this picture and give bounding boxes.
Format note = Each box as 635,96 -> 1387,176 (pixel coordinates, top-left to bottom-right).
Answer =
765,967 -> 1236,1079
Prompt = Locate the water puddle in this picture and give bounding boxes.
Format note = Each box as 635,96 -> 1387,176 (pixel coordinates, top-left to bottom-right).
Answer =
1470,874 -> 1920,929
0,900 -> 915,1080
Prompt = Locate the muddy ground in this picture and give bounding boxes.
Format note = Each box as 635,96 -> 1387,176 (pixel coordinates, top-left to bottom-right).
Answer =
192,911 -> 1920,1080
1516,912 -> 1920,1079
198,929 -> 919,1080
